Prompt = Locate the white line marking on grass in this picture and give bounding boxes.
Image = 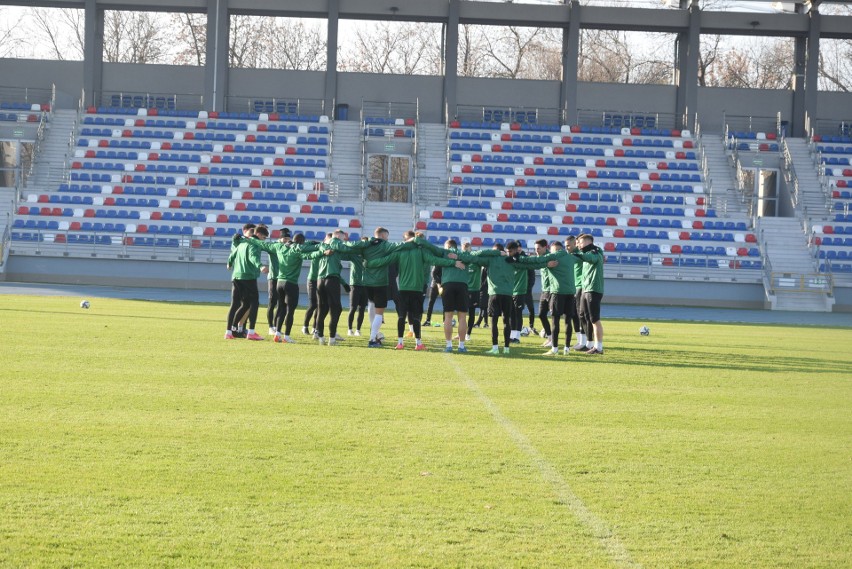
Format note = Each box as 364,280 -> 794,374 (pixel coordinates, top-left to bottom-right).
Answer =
446,357 -> 641,569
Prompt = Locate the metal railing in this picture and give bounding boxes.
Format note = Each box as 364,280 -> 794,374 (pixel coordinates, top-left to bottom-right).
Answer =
767,271 -> 833,295
0,212 -> 10,267
810,118 -> 852,138
226,96 -> 326,116
413,176 -> 448,208
362,100 -> 419,123
455,104 -> 562,126
576,108 -> 680,131
723,111 -> 782,139
0,85 -> 55,107
96,91 -> 205,112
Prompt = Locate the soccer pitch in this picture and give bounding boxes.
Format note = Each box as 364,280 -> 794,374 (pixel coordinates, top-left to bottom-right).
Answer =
1,295 -> 850,568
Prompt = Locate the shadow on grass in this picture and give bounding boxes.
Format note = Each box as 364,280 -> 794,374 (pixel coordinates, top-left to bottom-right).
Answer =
590,345 -> 849,375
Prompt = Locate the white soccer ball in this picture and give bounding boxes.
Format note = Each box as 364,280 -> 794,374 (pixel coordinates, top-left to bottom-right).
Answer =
375,332 -> 385,342
639,325 -> 650,336
520,326 -> 530,337
80,300 -> 91,309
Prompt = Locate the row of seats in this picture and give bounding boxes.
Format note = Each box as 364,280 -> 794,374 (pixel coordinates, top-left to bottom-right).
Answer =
449,120 -> 689,138
0,112 -> 41,122
602,114 -> 658,129
21,201 -> 355,217
87,106 -> 327,123
83,116 -> 330,136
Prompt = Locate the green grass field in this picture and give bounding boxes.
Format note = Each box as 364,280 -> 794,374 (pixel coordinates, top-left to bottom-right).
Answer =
1,294 -> 850,568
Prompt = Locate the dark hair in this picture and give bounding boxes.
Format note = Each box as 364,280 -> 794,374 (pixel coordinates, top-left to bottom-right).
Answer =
578,233 -> 594,243
293,233 -> 305,244
535,239 -> 548,248
254,225 -> 269,238
550,240 -> 563,249
280,228 -> 291,237
493,243 -> 505,251
242,223 -> 256,231
506,240 -> 520,250
445,239 -> 458,248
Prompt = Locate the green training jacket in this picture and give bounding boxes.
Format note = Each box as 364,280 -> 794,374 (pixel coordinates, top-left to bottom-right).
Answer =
572,246 -> 605,293
366,246 -> 457,292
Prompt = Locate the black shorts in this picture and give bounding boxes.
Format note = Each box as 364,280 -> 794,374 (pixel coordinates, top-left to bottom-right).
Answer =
366,285 -> 388,309
549,293 -> 569,317
398,290 -> 423,320
488,294 -> 513,321
512,295 -> 526,310
583,291 -> 603,322
467,290 -> 480,309
442,282 -> 468,313
350,284 -> 368,309
539,291 -> 552,306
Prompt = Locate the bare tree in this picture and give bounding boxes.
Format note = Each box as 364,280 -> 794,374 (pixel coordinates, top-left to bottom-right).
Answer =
702,36 -> 793,89
0,8 -> 24,58
172,13 -> 206,66
458,24 -> 489,78
579,29 -> 673,84
339,21 -> 440,75
478,26 -> 551,79
28,8 -> 85,61
102,11 -> 169,64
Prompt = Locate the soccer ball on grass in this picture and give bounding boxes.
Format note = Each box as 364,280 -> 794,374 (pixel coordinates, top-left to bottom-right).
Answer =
639,325 -> 650,336
80,300 -> 91,309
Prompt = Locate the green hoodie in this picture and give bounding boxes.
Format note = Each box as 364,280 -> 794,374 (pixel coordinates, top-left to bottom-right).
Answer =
366,246 -> 457,292
572,245 -> 605,293
242,239 -> 319,283
307,238 -> 345,279
227,237 -> 263,280
515,249 -> 576,295
466,258 -> 482,290
338,238 -> 417,287
458,249 -> 516,296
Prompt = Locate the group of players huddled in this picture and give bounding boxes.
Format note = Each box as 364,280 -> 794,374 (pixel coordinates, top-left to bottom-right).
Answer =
225,223 -> 605,356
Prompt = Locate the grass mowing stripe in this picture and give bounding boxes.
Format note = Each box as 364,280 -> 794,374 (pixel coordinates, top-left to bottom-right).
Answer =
444,355 -> 641,569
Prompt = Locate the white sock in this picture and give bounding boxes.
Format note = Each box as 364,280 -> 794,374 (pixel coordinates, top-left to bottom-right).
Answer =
416,338 -> 422,346
446,340 -> 452,348
459,341 -> 465,348
492,345 -> 498,350
225,329 -> 231,334
284,335 -> 291,341
551,347 -> 558,354
247,329 -> 254,335
397,337 -> 403,344
408,324 -> 414,332
367,302 -> 375,324
586,340 -> 594,348
577,333 -> 586,345
595,341 -> 603,350
370,315 -> 383,341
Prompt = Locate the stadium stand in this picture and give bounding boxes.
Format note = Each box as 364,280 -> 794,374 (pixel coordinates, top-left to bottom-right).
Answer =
430,118 -> 762,277
10,106 -> 363,256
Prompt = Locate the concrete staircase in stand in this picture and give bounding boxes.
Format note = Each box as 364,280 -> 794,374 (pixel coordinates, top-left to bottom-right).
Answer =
701,133 -> 749,216
758,216 -> 833,311
414,123 -> 449,205
329,121 -> 364,202
30,108 -> 77,191
362,202 -> 415,242
784,138 -> 831,219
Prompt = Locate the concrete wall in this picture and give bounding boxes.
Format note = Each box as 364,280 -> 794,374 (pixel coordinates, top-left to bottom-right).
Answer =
6,254 -> 778,310
697,87 -> 793,134
3,58 -> 851,132
578,82 -> 678,116
338,73 -> 445,123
